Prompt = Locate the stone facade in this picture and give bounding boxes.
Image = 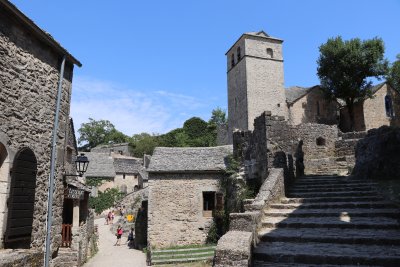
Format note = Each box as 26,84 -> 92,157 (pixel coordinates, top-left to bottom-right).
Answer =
287,86 -> 338,125
340,83 -> 400,131
0,0 -> 80,254
147,173 -> 221,248
227,31 -> 287,134
91,142 -> 132,156
147,146 -> 232,249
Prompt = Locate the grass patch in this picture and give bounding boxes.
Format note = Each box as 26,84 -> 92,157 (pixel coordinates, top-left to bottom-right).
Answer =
156,244 -> 215,250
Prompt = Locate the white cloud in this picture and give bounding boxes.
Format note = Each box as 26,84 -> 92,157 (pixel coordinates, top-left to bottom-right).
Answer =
70,76 -> 209,137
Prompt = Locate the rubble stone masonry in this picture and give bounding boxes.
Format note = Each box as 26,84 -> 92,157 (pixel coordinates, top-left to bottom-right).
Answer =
147,173 -> 221,248
0,8 -> 74,251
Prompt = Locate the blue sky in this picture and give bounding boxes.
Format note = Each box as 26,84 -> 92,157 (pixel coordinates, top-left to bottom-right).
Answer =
10,0 -> 400,136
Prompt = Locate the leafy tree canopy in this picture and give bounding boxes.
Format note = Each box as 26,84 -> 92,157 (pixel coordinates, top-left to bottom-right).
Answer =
209,107 -> 227,126
387,54 -> 400,93
317,36 -> 388,130
78,118 -> 129,151
129,132 -> 160,158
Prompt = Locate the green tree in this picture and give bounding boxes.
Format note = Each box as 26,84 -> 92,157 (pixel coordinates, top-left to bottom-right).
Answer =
387,54 -> 400,93
130,132 -> 160,157
78,118 -> 129,150
209,107 -> 227,126
317,36 -> 388,131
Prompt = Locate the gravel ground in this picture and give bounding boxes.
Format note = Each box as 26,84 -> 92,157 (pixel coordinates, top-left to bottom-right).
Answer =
83,216 -> 147,267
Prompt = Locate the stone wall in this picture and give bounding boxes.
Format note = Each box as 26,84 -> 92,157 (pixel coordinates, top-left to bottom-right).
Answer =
0,250 -> 43,267
91,143 -> 132,156
353,126 -> 400,180
363,84 -> 400,130
147,173 -> 222,248
288,88 -> 338,125
0,7 -> 74,252
234,112 -> 359,178
340,84 -> 400,132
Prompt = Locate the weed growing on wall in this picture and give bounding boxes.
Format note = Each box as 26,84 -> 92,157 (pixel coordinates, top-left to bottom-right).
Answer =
89,188 -> 125,214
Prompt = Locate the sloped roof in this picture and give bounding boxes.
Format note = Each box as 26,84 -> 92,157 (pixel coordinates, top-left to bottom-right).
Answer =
147,145 -> 233,173
245,31 -> 269,38
0,0 -> 81,66
113,158 -> 142,174
285,85 -> 319,104
83,152 -> 115,178
370,82 -> 386,94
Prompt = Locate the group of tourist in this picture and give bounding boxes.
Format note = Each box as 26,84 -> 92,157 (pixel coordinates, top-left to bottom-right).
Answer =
105,210 -> 115,225
114,226 -> 134,247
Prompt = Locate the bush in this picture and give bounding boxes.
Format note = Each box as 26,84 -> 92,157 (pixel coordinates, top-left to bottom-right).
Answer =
89,188 -> 125,214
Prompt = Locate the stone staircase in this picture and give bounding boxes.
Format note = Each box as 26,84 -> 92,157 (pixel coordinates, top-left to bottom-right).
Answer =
253,175 -> 400,266
51,247 -> 78,267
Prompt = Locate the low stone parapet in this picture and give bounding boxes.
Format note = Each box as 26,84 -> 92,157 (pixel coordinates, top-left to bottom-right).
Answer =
213,231 -> 253,267
213,168 -> 285,267
0,249 -> 43,267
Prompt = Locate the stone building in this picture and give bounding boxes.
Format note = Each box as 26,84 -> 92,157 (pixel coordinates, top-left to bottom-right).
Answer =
84,152 -> 144,194
0,0 -> 81,264
91,142 -> 132,156
226,31 -> 400,137
147,146 -> 232,249
340,82 -> 400,131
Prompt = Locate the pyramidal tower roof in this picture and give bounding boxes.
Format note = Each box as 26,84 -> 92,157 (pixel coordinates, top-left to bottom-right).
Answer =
244,31 -> 270,37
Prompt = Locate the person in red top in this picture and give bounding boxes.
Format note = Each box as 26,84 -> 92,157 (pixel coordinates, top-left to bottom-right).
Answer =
115,225 -> 123,246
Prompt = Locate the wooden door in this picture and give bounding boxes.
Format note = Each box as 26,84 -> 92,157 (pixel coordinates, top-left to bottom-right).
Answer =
4,148 -> 37,249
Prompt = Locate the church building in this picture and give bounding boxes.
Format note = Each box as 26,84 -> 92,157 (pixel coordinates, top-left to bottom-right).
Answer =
226,31 -> 400,138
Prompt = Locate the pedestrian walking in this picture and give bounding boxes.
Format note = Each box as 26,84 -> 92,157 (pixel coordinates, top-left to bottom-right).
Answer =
114,225 -> 123,246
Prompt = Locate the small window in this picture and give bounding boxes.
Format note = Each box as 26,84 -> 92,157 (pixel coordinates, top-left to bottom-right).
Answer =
277,103 -> 281,107
231,54 -> 235,68
385,95 -> 394,118
266,48 -> 273,58
118,150 -> 123,155
316,137 -> 326,146
317,101 -> 320,116
203,191 -> 215,217
237,47 -> 241,61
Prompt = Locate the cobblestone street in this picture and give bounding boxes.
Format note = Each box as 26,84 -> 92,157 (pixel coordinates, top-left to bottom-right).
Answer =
84,217 -> 147,267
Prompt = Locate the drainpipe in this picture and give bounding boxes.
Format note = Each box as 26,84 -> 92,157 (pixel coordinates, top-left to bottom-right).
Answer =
45,55 -> 66,267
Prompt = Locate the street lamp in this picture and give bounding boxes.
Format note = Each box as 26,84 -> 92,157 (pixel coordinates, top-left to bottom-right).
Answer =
75,153 -> 89,177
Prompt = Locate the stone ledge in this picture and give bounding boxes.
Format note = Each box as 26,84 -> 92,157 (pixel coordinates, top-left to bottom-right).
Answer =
214,231 -> 253,267
0,249 -> 43,267
229,212 -> 260,232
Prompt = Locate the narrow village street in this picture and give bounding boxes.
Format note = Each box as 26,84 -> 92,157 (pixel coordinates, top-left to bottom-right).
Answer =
84,217 -> 147,267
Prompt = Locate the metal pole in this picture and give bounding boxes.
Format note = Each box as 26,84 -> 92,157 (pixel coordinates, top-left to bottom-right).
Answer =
45,55 -> 66,267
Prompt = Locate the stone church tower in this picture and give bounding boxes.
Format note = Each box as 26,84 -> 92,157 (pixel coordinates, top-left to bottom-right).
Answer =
227,31 -> 287,131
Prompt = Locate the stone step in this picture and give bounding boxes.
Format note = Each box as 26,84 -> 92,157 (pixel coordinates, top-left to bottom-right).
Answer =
253,241 -> 400,266
261,216 -> 399,229
289,186 -> 376,193
288,190 -> 378,198
280,196 -> 385,204
264,208 -> 400,218
258,227 -> 400,245
53,262 -> 78,267
290,182 -> 378,189
271,201 -> 398,210
253,262 -> 375,267
294,179 -> 369,185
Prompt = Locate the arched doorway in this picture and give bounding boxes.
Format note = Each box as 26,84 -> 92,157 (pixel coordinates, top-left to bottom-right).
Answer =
4,148 -> 37,249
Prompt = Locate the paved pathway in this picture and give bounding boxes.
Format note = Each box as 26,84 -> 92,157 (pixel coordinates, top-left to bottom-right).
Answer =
84,216 -> 147,267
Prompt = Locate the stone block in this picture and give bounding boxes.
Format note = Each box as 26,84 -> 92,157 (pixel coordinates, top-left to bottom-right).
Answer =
229,212 -> 260,232
214,231 -> 253,267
